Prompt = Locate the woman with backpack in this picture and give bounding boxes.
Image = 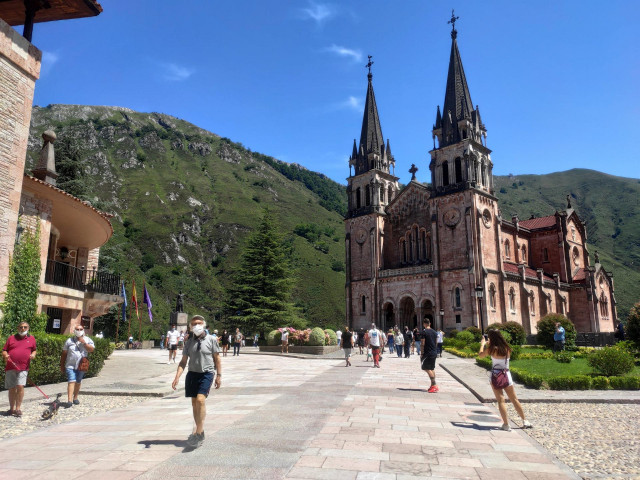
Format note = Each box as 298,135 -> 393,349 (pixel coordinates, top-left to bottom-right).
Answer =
478,329 -> 532,431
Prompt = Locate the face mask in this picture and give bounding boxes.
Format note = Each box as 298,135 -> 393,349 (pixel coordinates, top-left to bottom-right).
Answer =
75,330 -> 84,337
18,329 -> 29,336
192,325 -> 205,336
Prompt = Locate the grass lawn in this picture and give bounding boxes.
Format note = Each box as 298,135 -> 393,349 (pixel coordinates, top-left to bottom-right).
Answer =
511,357 -> 640,378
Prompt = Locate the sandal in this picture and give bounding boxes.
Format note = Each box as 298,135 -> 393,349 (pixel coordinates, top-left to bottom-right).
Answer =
4,409 -> 15,416
13,410 -> 22,417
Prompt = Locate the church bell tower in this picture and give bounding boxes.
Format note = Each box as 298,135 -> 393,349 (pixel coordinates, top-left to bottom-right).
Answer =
345,57 -> 399,329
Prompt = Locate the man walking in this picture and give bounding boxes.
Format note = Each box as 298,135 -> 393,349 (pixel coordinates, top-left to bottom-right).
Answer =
394,326 -> 404,357
420,317 -> 439,393
61,325 -> 95,406
342,326 -> 354,366
2,322 -> 36,417
233,328 -> 243,356
166,324 -> 180,364
172,315 -> 222,449
367,323 -> 382,368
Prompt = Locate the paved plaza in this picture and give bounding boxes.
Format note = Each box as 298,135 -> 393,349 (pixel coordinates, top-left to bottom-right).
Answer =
0,348 -> 624,479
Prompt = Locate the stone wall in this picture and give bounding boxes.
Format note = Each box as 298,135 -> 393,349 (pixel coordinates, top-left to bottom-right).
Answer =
0,19 -> 41,301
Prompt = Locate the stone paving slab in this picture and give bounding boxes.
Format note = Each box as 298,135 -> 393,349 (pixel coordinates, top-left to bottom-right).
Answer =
0,349 -> 581,479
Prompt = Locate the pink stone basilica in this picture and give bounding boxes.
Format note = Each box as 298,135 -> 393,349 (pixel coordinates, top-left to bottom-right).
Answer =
344,19 -> 616,336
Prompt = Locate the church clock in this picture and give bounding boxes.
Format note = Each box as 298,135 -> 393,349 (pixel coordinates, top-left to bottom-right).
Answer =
355,228 -> 367,244
482,209 -> 492,228
443,208 -> 461,227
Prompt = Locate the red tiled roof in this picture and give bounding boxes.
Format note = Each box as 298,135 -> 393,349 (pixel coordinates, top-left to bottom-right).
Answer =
503,262 -> 555,281
519,215 -> 557,230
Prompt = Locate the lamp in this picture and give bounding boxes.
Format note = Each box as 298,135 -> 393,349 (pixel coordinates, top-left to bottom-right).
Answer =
60,247 -> 69,260
14,224 -> 24,245
475,285 -> 485,334
439,309 -> 445,331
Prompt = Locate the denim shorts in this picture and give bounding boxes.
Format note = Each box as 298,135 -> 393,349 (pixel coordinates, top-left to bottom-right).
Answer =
185,371 -> 214,398
65,367 -> 86,383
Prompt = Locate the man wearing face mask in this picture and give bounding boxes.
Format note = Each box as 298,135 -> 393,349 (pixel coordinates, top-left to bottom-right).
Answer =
60,324 -> 95,406
172,315 -> 222,449
2,322 -> 37,417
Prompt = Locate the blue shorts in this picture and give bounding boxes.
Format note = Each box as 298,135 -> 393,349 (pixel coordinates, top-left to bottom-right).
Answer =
66,367 -> 86,383
185,371 -> 214,398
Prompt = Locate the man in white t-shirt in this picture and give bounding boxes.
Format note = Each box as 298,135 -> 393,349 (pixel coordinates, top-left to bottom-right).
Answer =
281,328 -> 289,354
166,325 -> 180,364
336,330 -> 342,347
367,323 -> 382,368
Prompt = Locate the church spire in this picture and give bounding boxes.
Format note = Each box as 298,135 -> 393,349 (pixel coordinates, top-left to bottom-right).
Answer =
359,55 -> 384,160
433,11 -> 487,149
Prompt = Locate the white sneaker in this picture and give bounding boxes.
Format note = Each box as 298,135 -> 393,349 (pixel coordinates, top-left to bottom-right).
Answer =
167,361 -> 171,365
501,423 -> 512,431
523,420 -> 533,429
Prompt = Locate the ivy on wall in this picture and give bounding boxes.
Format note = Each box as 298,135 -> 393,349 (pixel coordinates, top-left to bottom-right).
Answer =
0,223 -> 47,336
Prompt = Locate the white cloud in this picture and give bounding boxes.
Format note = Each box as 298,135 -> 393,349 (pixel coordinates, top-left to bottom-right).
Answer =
300,1 -> 333,25
342,96 -> 362,111
326,44 -> 362,62
161,63 -> 194,82
40,51 -> 59,76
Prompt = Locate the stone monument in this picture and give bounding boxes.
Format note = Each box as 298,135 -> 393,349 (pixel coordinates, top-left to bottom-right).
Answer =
170,292 -> 188,327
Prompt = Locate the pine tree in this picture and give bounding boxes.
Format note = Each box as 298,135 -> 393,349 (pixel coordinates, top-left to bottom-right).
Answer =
56,136 -> 87,199
226,209 -> 300,335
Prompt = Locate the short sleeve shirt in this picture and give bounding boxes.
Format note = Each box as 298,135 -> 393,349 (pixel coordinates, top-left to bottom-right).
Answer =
368,329 -> 381,347
166,330 -> 180,345
342,331 -> 353,347
3,334 -> 37,371
554,327 -> 565,341
63,336 -> 95,369
183,334 -> 221,373
281,331 -> 289,342
421,328 -> 438,358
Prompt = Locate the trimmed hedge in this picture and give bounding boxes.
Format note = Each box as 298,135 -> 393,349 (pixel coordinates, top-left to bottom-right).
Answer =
592,376 -> 610,390
324,329 -> 337,346
547,375 -> 592,390
554,351 -> 574,363
456,330 -> 475,345
266,330 -> 281,346
609,376 -> 640,390
0,333 -> 113,390
587,346 -> 635,377
486,321 -> 526,345
308,327 -> 325,346
444,347 -> 477,358
510,368 -> 545,389
536,314 -> 577,349
464,327 -> 482,342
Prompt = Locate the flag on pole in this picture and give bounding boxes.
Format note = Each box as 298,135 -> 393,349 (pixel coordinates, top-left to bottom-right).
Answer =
121,281 -> 128,323
143,283 -> 153,322
132,279 -> 139,320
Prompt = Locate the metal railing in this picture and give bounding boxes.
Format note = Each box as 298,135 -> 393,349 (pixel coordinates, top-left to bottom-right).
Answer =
44,260 -> 120,295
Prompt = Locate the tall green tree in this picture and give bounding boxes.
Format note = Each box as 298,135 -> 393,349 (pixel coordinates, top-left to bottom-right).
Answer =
226,208 -> 301,334
1,224 -> 47,336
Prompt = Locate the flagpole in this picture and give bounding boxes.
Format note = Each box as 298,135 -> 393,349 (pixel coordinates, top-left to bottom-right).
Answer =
127,276 -> 132,343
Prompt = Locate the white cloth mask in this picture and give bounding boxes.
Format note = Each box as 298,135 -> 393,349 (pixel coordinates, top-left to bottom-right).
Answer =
18,329 -> 29,336
192,325 -> 205,336
75,330 -> 84,337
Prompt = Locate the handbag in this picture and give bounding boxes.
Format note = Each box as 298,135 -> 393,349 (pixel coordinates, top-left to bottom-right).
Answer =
491,368 -> 509,389
78,357 -> 90,372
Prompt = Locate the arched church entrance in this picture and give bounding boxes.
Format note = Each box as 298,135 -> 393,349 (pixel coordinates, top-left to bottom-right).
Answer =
383,303 -> 395,331
421,299 -> 434,327
399,297 -> 417,330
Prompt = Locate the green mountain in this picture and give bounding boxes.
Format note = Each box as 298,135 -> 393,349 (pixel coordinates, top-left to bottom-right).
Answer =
26,105 -> 639,336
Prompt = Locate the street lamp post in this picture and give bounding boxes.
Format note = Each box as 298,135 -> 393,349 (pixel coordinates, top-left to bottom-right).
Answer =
439,309 -> 444,331
475,285 -> 485,334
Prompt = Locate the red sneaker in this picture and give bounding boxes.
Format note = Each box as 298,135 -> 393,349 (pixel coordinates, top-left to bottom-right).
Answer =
427,385 -> 439,393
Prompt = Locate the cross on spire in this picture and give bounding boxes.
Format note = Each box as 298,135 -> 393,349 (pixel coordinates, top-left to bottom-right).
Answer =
409,163 -> 418,180
448,9 -> 459,38
366,55 -> 374,78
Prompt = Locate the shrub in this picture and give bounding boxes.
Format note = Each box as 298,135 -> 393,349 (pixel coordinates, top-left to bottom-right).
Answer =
554,351 -> 574,363
510,368 -> 544,389
447,330 -> 458,338
547,375 -> 592,390
469,342 -> 481,354
266,330 -> 280,346
464,327 -> 482,342
608,376 -> 640,390
308,327 -> 325,346
499,330 -> 512,345
489,321 -> 527,346
591,376 -> 610,390
456,330 -> 475,345
476,356 -> 492,369
536,314 -> 577,349
0,333 -> 113,388
510,345 -> 522,360
324,329 -> 337,346
444,347 -> 477,358
587,346 -> 635,377
627,303 -> 640,347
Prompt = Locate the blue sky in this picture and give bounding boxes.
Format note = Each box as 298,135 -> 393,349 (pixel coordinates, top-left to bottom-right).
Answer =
30,1 -> 639,185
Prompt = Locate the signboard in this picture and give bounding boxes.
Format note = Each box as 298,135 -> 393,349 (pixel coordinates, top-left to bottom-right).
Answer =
53,319 -> 61,329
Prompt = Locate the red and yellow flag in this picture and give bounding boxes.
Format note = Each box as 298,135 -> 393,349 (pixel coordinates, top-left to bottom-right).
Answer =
131,279 -> 139,320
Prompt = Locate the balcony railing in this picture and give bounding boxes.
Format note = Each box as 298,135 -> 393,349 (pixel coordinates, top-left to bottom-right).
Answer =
44,260 -> 120,296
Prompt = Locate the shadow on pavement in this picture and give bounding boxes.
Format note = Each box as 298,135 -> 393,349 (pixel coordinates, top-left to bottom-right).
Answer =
450,421 -> 499,431
138,439 -> 195,453
397,388 -> 428,392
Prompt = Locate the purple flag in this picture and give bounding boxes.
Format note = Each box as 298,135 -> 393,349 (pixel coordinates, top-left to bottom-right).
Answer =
143,284 -> 153,322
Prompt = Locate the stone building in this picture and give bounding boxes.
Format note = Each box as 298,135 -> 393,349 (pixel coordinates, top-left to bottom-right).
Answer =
0,1 -> 119,334
345,21 -> 616,335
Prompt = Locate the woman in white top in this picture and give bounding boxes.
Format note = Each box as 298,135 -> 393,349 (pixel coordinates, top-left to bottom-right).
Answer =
478,329 -> 532,431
